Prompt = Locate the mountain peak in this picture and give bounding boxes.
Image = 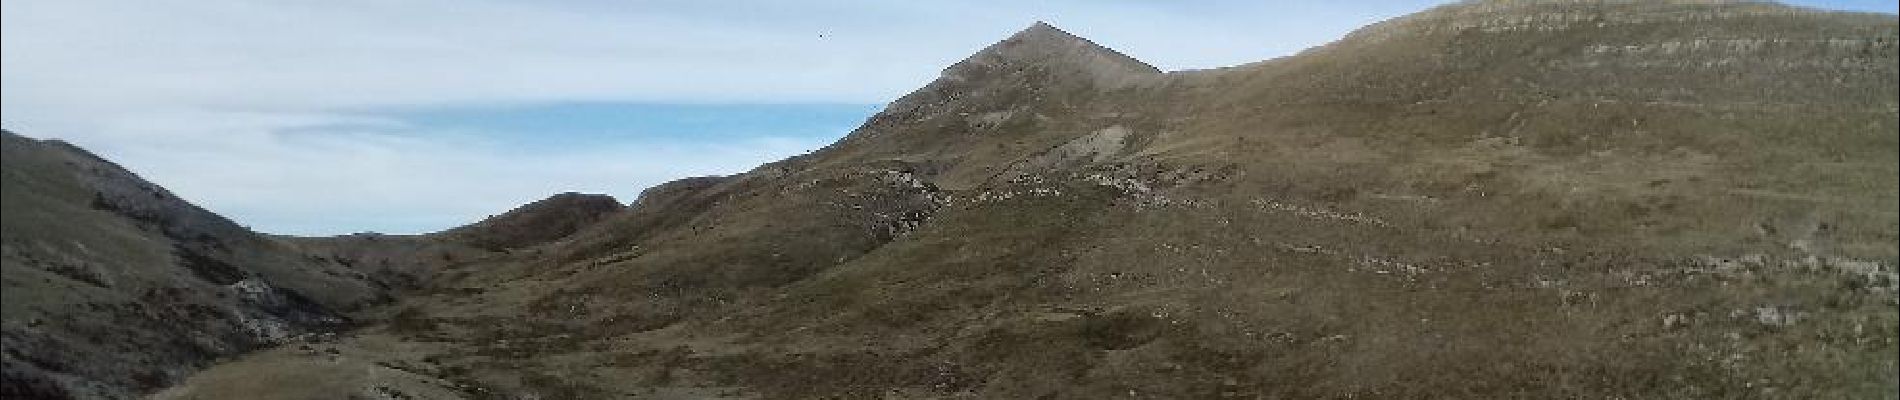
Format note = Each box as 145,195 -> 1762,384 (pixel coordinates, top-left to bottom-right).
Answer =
1011,21 -> 1068,40
940,21 -> 1160,86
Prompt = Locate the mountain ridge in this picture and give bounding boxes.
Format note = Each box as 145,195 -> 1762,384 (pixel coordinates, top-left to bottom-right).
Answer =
261,2 -> 1888,397
7,1 -> 1898,398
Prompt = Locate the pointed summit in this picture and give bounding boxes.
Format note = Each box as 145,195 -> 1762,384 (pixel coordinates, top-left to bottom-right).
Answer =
1011,21 -> 1068,40
940,21 -> 1160,87
842,21 -> 1161,143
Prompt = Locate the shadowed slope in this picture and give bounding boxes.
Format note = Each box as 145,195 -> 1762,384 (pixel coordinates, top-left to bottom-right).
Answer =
1,131 -> 381,399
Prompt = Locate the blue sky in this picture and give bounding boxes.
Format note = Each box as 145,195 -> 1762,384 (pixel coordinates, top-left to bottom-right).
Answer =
1811,0 -> 1900,11
2,0 -> 1893,235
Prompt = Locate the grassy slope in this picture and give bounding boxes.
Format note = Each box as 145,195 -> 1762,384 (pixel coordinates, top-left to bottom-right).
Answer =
157,1 -> 1899,399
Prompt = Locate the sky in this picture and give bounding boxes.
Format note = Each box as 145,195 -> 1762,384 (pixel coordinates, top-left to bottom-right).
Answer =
3,0 -> 1894,235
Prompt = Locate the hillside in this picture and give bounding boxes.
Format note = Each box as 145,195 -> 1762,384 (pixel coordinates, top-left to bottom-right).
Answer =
0,130 -> 393,399
0,130 -> 623,398
30,0 -> 1900,399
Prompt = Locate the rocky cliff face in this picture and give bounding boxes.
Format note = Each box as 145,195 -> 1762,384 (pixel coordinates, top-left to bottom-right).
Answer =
29,1 -> 1900,399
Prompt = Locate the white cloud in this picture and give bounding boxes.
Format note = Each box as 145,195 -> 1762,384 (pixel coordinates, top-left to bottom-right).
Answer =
2,0 -> 1438,114
83,110 -> 834,235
